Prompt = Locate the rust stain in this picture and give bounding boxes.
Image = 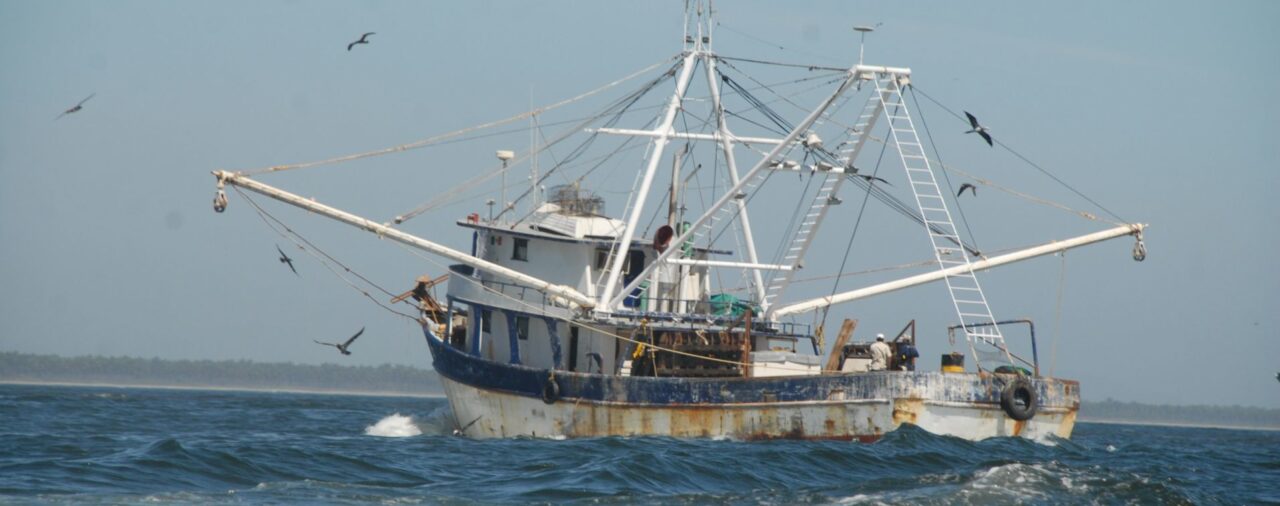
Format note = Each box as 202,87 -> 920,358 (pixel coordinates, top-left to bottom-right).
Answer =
892,398 -> 922,426
1057,408 -> 1078,438
1012,419 -> 1025,436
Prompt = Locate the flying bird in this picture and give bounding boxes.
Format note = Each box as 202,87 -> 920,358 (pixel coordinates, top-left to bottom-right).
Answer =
276,245 -> 298,275
853,174 -> 891,186
315,327 -> 365,356
957,183 -> 977,198
347,32 -> 375,51
964,111 -> 993,147
55,93 -> 95,120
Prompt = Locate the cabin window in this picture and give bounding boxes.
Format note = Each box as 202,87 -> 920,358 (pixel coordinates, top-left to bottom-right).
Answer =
480,309 -> 491,333
515,316 -> 530,340
512,238 -> 529,261
595,248 -> 609,270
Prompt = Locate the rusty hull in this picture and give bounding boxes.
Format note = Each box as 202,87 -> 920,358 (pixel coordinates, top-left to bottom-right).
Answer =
427,329 -> 1079,441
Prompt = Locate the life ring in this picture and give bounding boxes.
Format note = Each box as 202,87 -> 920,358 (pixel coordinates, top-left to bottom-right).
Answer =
541,373 -> 560,404
1000,376 -> 1038,421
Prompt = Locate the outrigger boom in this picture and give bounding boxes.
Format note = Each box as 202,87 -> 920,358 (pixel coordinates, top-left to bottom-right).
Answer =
211,170 -> 597,310
771,223 -> 1147,318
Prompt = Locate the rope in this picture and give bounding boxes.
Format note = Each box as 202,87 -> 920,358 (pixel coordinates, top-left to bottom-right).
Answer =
818,125 -> 891,337
910,85 -> 1129,224
716,54 -> 846,72
233,187 -> 420,322
1049,251 -> 1066,378
389,240 -> 819,372
238,57 -> 678,176
400,61 -> 679,225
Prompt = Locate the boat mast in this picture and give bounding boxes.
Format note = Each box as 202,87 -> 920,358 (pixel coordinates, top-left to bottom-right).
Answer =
605,64 -> 867,311
595,42 -> 701,308
703,44 -> 769,305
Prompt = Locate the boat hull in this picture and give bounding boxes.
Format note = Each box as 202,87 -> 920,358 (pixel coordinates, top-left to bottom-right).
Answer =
426,329 -> 1079,441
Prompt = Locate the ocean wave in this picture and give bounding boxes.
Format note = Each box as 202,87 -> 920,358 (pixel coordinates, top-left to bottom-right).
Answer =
1,385 -> 1273,504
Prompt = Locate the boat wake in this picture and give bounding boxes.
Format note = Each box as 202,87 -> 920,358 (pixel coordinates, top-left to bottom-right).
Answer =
363,413 -> 422,437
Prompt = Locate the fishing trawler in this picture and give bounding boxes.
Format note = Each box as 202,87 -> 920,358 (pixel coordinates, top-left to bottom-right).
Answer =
211,4 -> 1146,441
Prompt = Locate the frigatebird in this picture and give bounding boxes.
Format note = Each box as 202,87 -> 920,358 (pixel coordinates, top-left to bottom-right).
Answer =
964,111 -> 993,147
276,245 -> 298,275
853,173 -> 891,186
56,93 -> 95,120
957,183 -> 977,198
347,32 -> 375,51
315,327 -> 364,356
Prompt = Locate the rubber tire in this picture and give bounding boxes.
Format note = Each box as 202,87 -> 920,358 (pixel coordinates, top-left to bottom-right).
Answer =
541,374 -> 560,405
1000,376 -> 1038,421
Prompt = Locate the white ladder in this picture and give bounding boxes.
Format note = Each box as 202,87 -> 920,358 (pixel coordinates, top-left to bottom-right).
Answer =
761,92 -> 885,313
873,74 -> 1011,359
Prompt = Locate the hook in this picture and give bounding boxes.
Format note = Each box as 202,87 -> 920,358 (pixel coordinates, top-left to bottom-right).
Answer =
1132,237 -> 1146,262
213,189 -> 228,213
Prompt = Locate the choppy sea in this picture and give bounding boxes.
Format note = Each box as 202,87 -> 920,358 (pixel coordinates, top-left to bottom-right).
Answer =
1,384 -> 1275,504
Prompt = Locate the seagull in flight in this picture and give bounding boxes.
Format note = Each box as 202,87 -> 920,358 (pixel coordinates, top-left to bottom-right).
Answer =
315,327 -> 365,356
957,183 -> 977,198
347,32 -> 375,51
276,245 -> 298,275
964,111 -> 993,147
55,93 -> 95,120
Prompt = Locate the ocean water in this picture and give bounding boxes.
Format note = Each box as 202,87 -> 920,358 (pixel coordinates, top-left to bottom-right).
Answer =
1,384 -> 1275,504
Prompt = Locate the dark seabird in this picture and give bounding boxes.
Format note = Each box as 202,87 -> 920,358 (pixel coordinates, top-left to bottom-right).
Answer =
957,183 -> 977,197
315,327 -> 364,356
55,93 -> 95,120
964,111 -> 993,147
276,245 -> 298,275
347,32 -> 375,51
853,174 -> 890,186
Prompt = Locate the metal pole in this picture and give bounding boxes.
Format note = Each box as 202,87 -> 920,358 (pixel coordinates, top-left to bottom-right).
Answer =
772,223 -> 1147,317
598,51 -> 700,308
705,53 -> 767,304
607,64 -> 867,310
213,171 -> 596,309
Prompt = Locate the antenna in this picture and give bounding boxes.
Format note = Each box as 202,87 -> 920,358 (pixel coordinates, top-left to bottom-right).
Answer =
853,23 -> 881,65
496,150 -> 515,222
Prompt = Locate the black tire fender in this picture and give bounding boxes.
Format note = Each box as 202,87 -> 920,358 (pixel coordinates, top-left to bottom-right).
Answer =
541,373 -> 560,404
1000,376 -> 1038,421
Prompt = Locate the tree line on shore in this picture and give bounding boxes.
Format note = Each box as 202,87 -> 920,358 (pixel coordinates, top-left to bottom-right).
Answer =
0,351 -> 442,395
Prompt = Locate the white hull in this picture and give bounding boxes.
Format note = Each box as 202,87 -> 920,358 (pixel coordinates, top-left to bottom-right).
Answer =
441,374 -> 1077,442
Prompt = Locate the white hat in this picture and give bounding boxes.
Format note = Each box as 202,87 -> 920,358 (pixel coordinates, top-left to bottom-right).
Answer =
876,333 -> 885,340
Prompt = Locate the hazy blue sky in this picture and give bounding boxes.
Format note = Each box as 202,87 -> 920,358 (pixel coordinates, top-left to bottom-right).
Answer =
2,0 -> 1277,408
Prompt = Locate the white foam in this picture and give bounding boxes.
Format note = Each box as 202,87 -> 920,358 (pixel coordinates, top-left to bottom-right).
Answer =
364,413 -> 422,437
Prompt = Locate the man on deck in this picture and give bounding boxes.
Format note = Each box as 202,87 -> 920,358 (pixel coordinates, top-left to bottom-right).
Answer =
897,336 -> 920,371
869,334 -> 891,371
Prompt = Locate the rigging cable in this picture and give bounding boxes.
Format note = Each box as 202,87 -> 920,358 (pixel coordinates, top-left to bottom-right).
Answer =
909,86 -> 981,255
390,240 -> 816,372
817,127 -> 892,338
239,56 -> 680,176
400,61 -> 679,225
910,85 -> 1129,224
233,187 -> 420,322
1050,251 -> 1067,378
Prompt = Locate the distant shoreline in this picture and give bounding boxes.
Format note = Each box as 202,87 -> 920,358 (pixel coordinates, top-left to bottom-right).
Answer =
1079,417 -> 1280,432
0,380 -> 445,399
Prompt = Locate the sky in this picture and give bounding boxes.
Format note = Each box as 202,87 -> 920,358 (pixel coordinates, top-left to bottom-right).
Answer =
1,0 -> 1277,408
